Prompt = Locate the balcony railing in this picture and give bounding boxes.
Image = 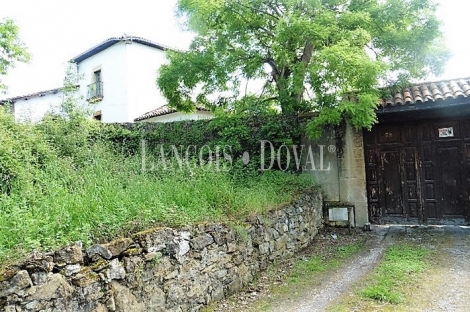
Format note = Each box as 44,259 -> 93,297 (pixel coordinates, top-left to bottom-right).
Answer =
87,81 -> 103,102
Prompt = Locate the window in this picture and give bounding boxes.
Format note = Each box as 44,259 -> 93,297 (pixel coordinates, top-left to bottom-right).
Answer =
93,110 -> 102,121
94,70 -> 101,83
87,68 -> 104,102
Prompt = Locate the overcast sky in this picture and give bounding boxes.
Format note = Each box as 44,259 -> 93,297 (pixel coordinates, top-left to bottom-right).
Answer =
1,0 -> 470,98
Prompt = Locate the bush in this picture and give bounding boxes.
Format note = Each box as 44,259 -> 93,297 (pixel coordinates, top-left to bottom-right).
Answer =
104,113 -> 303,174
0,107 -> 316,265
0,108 -> 55,196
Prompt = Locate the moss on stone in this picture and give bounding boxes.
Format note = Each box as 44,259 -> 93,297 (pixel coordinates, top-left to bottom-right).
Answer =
132,227 -> 169,241
0,267 -> 18,283
73,270 -> 99,288
88,258 -> 109,272
123,248 -> 142,257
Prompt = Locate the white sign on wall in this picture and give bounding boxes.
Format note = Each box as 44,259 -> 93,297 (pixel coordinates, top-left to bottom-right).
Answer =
438,127 -> 454,138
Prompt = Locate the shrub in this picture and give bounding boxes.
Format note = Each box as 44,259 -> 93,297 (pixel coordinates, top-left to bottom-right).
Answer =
0,108 -> 316,265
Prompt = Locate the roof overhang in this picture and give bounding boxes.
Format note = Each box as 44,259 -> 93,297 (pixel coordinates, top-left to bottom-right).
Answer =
0,87 -> 62,104
134,105 -> 209,122
71,36 -> 170,64
376,97 -> 470,122
373,77 -> 470,122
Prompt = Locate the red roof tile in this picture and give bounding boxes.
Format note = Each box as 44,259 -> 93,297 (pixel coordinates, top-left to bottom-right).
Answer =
379,78 -> 470,107
134,104 -> 209,121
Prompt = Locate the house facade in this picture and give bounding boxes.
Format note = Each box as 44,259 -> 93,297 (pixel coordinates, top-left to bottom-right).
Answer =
0,35 -> 197,123
4,87 -> 63,122
73,36 -> 169,122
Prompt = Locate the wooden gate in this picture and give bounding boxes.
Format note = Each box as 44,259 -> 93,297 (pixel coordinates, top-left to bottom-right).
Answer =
364,118 -> 470,224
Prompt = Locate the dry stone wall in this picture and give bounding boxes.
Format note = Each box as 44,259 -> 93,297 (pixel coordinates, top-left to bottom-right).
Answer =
0,191 -> 322,312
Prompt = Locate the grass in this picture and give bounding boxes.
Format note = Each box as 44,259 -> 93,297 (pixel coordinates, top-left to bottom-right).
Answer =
329,230 -> 439,312
0,108 -> 317,265
360,244 -> 430,304
260,238 -> 365,311
290,242 -> 364,283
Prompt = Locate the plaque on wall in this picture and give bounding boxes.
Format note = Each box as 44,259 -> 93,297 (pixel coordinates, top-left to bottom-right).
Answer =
438,127 -> 454,138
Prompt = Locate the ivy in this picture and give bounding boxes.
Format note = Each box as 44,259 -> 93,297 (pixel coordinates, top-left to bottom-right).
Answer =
103,114 -> 303,174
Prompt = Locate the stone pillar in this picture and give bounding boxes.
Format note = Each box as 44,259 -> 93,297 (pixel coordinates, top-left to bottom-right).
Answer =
337,120 -> 368,226
303,120 -> 369,227
301,126 -> 340,202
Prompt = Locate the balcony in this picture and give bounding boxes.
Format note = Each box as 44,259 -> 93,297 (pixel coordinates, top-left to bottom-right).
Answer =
87,81 -> 103,103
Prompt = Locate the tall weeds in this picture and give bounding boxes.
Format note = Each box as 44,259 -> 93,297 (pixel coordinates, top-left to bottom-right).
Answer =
0,107 -> 315,264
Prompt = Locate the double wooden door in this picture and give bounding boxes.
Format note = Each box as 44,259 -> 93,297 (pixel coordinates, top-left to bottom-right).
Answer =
364,118 -> 470,224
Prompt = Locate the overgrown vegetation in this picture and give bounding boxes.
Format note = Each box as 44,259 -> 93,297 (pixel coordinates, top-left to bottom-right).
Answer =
105,112 -> 303,172
0,103 -> 316,265
360,244 -> 430,304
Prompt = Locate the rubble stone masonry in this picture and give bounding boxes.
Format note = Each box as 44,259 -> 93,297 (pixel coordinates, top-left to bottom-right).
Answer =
0,191 -> 322,312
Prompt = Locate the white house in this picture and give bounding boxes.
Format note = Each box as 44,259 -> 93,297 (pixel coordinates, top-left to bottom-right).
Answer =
3,87 -> 63,122
1,35 -> 212,123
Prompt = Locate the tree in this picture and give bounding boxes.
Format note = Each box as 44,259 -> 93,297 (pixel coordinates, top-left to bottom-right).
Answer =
0,18 -> 30,92
157,0 -> 449,137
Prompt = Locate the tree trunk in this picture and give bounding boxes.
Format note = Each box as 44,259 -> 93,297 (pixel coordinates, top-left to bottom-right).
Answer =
295,39 -> 314,103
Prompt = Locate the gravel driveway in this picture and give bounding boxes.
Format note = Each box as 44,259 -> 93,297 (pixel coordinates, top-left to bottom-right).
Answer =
206,225 -> 470,312
271,226 -> 389,312
406,226 -> 470,312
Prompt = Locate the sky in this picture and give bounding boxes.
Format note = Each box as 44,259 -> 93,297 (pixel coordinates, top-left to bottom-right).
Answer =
1,0 -> 470,99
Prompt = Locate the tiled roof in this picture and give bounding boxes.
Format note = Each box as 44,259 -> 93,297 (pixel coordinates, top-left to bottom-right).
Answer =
0,87 -> 62,104
378,78 -> 470,107
134,105 -> 209,121
71,35 -> 171,63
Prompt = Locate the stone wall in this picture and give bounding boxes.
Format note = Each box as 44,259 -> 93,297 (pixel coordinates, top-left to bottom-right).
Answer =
0,191 -> 322,312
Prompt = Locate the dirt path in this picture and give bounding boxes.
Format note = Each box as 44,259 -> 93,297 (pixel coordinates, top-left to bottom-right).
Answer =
270,226 -> 389,312
205,227 -> 391,312
205,225 -> 470,312
327,225 -> 470,312
407,226 -> 470,312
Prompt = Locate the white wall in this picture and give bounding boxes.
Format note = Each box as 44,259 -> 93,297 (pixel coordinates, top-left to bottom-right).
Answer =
76,42 -> 128,123
13,92 -> 63,122
8,40 -> 171,124
76,41 -> 169,123
125,43 -> 168,122
136,111 -> 213,123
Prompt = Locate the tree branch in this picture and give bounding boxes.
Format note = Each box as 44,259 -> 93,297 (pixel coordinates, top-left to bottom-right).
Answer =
226,6 -> 276,38
260,96 -> 278,103
264,57 -> 279,78
236,1 -> 281,21
366,43 -> 379,59
266,0 -> 285,17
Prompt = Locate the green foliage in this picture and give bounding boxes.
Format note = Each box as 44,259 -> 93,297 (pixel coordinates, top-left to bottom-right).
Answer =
0,59 -> 317,265
0,106 -> 315,265
361,244 -> 430,304
336,243 -> 364,258
105,113 -> 302,174
286,240 -> 364,287
0,108 -> 53,196
290,241 -> 364,282
158,0 -> 449,137
0,18 -> 30,92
